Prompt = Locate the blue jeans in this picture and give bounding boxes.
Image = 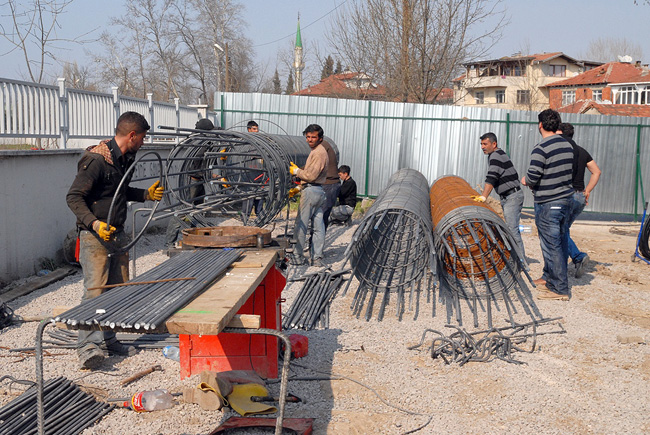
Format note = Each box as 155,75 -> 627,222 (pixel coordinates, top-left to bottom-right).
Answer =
567,191 -> 588,264
330,205 -> 354,222
500,189 -> 526,260
534,198 -> 571,295
322,183 -> 341,230
294,185 -> 326,262
77,230 -> 130,351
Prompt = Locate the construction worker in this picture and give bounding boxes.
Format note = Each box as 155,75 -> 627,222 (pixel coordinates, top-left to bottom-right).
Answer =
557,122 -> 601,278
288,124 -> 329,267
66,111 -> 164,369
475,132 -> 527,264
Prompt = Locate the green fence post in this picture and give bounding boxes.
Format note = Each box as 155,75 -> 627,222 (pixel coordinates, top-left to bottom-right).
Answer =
365,100 -> 372,197
634,124 -> 642,221
505,112 -> 511,155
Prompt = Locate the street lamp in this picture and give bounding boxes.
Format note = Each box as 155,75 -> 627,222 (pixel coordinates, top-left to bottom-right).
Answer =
213,42 -> 230,92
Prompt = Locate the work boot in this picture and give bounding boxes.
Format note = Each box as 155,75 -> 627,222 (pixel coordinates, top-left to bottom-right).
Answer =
101,337 -> 136,356
533,277 -> 546,286
575,255 -> 590,278
289,255 -> 307,266
311,258 -> 324,267
78,344 -> 105,370
537,286 -> 570,301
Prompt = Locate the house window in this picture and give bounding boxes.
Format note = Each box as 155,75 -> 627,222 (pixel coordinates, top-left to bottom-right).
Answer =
616,86 -> 643,104
475,91 -> 484,104
641,86 -> 650,105
549,65 -> 566,77
513,65 -> 524,76
562,90 -> 576,106
495,90 -> 505,104
592,90 -> 602,102
516,90 -> 530,105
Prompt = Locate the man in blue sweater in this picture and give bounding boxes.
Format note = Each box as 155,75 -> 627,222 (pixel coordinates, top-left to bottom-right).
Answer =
522,109 -> 574,301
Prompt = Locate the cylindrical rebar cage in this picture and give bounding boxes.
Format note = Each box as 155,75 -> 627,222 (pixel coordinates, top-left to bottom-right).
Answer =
429,175 -> 524,300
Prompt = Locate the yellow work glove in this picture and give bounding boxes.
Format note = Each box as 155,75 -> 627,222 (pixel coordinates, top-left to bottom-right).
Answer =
289,162 -> 300,176
220,177 -> 231,189
146,180 -> 164,201
220,148 -> 228,161
92,220 -> 116,242
288,187 -> 300,198
471,195 -> 486,203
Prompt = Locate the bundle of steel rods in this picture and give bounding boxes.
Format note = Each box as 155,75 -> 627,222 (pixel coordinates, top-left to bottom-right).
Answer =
55,249 -> 242,331
430,176 -> 539,328
147,129 -> 338,227
283,269 -> 349,330
0,377 -> 113,435
407,317 -> 565,365
343,169 -> 435,321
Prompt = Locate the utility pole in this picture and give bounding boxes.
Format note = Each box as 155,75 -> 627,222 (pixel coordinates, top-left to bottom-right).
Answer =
225,42 -> 230,92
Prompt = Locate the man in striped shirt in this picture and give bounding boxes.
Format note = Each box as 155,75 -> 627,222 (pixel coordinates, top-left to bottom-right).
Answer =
475,132 -> 527,264
522,109 -> 574,301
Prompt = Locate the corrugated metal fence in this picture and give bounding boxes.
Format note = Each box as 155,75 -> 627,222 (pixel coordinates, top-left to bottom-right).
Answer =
0,77 -> 216,147
214,92 -> 650,217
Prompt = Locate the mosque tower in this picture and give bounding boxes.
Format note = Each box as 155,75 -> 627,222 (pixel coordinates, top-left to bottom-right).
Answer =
293,16 -> 304,92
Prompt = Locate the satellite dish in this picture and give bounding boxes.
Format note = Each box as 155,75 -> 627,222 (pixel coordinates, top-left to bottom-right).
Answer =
618,55 -> 633,63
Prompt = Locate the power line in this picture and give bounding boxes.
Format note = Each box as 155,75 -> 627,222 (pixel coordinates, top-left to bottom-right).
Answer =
251,0 -> 348,48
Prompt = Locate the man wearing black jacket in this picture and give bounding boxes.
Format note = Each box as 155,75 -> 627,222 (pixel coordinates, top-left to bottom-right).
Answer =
67,111 -> 164,369
329,165 -> 357,225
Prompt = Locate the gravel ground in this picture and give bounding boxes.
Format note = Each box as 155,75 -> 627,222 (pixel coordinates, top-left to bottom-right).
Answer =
1,215 -> 649,434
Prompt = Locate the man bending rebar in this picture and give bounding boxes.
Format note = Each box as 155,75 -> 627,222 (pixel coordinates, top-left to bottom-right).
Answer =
66,111 -> 164,369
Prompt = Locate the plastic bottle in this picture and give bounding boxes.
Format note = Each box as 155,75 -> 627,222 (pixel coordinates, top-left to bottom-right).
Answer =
127,389 -> 174,412
162,345 -> 180,361
519,225 -> 532,233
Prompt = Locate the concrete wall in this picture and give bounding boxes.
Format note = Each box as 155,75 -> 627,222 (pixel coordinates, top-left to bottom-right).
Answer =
0,147 -> 171,284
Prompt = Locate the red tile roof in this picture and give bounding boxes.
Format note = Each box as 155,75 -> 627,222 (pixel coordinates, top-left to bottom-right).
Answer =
294,72 -> 386,99
558,100 -> 650,117
548,62 -> 650,87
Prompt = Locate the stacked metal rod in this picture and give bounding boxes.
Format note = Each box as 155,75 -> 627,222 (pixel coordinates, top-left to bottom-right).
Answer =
283,269 -> 349,330
0,377 -> 113,435
55,249 -> 242,331
430,176 -> 538,327
151,129 -> 338,227
343,169 -> 435,321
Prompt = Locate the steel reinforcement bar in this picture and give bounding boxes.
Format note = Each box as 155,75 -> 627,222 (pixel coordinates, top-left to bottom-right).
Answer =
429,176 -> 539,327
55,249 -> 242,331
343,169 -> 435,321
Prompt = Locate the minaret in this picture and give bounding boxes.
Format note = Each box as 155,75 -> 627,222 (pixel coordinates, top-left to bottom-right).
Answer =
293,16 -> 304,92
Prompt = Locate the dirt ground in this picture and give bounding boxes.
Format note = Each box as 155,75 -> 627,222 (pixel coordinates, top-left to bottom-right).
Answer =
0,215 -> 649,434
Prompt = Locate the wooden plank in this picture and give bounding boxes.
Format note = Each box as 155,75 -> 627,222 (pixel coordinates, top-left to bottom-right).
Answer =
165,249 -> 277,335
227,314 -> 261,329
0,266 -> 77,303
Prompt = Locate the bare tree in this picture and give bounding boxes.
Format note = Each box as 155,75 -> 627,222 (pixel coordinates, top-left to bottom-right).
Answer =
0,0 -> 93,83
61,61 -> 97,90
328,0 -> 506,103
582,37 -> 644,63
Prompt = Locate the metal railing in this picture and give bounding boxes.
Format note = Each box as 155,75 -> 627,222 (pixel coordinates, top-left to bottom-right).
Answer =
0,77 -> 217,148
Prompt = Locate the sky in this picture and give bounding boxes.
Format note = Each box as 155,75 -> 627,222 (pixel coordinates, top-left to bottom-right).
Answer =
1,0 -> 650,85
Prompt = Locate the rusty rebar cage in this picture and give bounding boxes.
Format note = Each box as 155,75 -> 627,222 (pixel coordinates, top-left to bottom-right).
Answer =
429,175 -> 537,327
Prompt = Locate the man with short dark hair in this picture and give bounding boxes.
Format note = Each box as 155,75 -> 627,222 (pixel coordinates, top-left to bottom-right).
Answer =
247,120 -> 259,132
476,132 -> 526,263
289,124 -> 329,267
330,165 -> 357,225
67,111 -> 164,368
557,122 -> 601,278
522,109 -> 574,301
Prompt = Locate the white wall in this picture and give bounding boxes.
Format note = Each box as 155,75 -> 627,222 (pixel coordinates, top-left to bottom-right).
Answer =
0,147 -> 171,283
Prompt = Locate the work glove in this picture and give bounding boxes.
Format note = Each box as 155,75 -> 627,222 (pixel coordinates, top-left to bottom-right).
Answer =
220,148 -> 228,161
92,220 -> 116,242
220,177 -> 231,189
146,180 -> 164,201
471,195 -> 486,203
289,162 -> 300,176
288,187 -> 300,198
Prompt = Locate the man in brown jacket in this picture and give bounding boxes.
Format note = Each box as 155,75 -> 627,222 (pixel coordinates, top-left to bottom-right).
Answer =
289,124 -> 329,266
